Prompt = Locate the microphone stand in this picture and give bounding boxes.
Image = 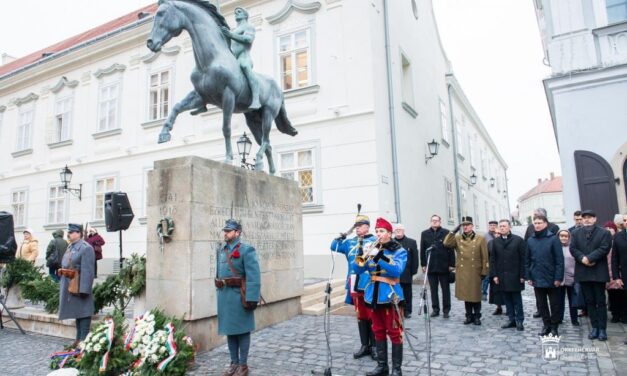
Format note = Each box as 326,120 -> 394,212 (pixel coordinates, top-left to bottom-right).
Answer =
417,247 -> 433,376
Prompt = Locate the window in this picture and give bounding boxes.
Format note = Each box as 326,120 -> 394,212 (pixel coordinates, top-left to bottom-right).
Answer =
445,178 -> 454,222
455,120 -> 464,157
461,188 -> 468,216
279,149 -> 315,204
53,96 -> 72,143
16,105 -> 34,151
439,99 -> 449,143
400,53 -> 414,107
278,29 -> 310,91
11,190 -> 27,227
607,0 -> 627,24
48,186 -> 66,224
469,135 -> 476,168
149,70 -> 170,121
98,82 -> 120,132
94,176 -> 117,220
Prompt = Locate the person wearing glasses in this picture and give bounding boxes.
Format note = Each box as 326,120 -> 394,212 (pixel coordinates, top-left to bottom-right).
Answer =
420,214 -> 455,319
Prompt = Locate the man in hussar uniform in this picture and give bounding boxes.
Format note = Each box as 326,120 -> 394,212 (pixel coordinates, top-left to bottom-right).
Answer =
444,216 -> 489,325
354,217 -> 407,376
330,214 -> 378,359
221,7 -> 261,109
215,219 -> 261,376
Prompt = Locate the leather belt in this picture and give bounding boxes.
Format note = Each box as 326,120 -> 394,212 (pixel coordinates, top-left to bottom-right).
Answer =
214,277 -> 243,288
370,276 -> 400,285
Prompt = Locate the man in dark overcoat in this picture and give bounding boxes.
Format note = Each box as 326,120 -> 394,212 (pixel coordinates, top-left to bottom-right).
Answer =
489,219 -> 527,331
394,223 -> 418,318
611,214 -> 627,344
570,210 -> 612,341
420,214 -> 455,318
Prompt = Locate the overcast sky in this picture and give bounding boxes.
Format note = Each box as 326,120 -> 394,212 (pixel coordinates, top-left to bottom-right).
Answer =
0,0 -> 561,210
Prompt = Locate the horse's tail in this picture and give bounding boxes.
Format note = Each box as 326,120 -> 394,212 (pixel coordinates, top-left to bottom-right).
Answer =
275,101 -> 298,136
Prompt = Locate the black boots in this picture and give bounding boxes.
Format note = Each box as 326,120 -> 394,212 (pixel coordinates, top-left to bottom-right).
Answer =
516,321 -> 524,331
538,326 -> 551,336
492,306 -> 503,315
390,343 -> 403,376
366,341 -> 389,376
463,313 -> 474,325
354,320 -> 372,359
474,312 -> 482,325
550,325 -> 559,337
369,325 -> 377,361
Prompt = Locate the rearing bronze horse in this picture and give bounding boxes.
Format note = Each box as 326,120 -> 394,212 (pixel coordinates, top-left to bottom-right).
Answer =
147,0 -> 297,174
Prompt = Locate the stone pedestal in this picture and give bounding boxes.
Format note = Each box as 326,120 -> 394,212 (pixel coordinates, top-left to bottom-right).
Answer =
146,156 -> 304,350
4,285 -> 25,309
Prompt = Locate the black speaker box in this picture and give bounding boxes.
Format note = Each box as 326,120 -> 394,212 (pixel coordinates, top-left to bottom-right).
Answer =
104,192 -> 135,232
0,211 -> 17,263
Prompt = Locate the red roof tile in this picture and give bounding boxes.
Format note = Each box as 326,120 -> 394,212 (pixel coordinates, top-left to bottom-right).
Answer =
518,176 -> 563,202
0,3 -> 158,78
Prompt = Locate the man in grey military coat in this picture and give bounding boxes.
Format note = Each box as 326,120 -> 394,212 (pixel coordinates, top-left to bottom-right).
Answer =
58,223 -> 95,346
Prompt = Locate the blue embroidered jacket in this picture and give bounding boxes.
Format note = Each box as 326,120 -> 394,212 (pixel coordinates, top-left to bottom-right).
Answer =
353,240 -> 407,308
330,233 -> 377,305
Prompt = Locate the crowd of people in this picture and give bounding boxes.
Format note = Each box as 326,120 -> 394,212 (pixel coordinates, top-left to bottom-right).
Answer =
331,208 -> 627,375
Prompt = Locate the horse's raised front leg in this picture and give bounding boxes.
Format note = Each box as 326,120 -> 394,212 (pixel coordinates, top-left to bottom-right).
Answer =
221,89 -> 236,163
255,107 -> 276,174
158,90 -> 204,143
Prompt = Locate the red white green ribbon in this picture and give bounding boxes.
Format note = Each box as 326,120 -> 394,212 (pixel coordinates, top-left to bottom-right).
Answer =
49,349 -> 81,368
157,322 -> 178,371
99,318 -> 115,372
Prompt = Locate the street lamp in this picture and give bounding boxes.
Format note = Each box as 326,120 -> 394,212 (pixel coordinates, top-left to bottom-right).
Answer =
236,132 -> 255,170
425,139 -> 440,164
59,165 -> 82,200
470,173 -> 478,186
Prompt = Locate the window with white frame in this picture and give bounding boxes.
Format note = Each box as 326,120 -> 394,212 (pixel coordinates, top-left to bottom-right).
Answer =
11,189 -> 27,227
607,0 -> 627,23
445,178 -> 454,222
279,149 -> 316,204
94,176 -> 117,220
53,96 -> 72,143
439,99 -> 449,143
551,0 -> 584,34
149,70 -> 170,121
98,82 -> 120,132
48,185 -> 66,224
278,29 -> 311,91
400,53 -> 414,107
455,119 -> 464,157
16,105 -> 34,151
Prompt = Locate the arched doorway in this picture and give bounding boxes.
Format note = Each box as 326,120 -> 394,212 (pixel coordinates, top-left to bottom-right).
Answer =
574,150 -> 619,224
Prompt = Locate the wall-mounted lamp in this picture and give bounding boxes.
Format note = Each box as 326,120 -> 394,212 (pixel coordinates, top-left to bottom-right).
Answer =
59,165 -> 82,200
425,139 -> 440,164
236,132 -> 255,170
470,173 -> 478,186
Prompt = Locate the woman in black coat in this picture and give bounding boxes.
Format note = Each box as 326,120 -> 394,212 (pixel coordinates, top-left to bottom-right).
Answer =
489,220 -> 527,330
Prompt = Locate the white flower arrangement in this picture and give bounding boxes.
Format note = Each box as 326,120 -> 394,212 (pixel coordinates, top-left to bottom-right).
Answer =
80,324 -> 110,355
129,310 -> 171,366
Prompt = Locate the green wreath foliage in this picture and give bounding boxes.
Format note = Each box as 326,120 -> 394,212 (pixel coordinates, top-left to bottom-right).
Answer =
119,253 -> 146,298
0,258 -> 42,289
19,276 -> 60,313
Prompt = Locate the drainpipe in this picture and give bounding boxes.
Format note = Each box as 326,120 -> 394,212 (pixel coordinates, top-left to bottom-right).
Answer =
382,0 -> 401,222
447,78 -> 462,223
505,169 -> 512,220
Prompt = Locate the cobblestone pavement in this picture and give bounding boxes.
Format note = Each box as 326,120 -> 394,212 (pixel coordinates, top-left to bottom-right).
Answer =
2,286 -> 625,375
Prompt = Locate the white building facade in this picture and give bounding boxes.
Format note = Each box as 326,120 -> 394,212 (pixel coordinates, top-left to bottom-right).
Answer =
534,0 -> 627,226
517,174 -> 565,225
0,0 -> 508,278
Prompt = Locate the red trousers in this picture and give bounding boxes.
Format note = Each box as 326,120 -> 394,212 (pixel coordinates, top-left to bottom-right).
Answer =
350,292 -> 372,321
370,306 -> 403,344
